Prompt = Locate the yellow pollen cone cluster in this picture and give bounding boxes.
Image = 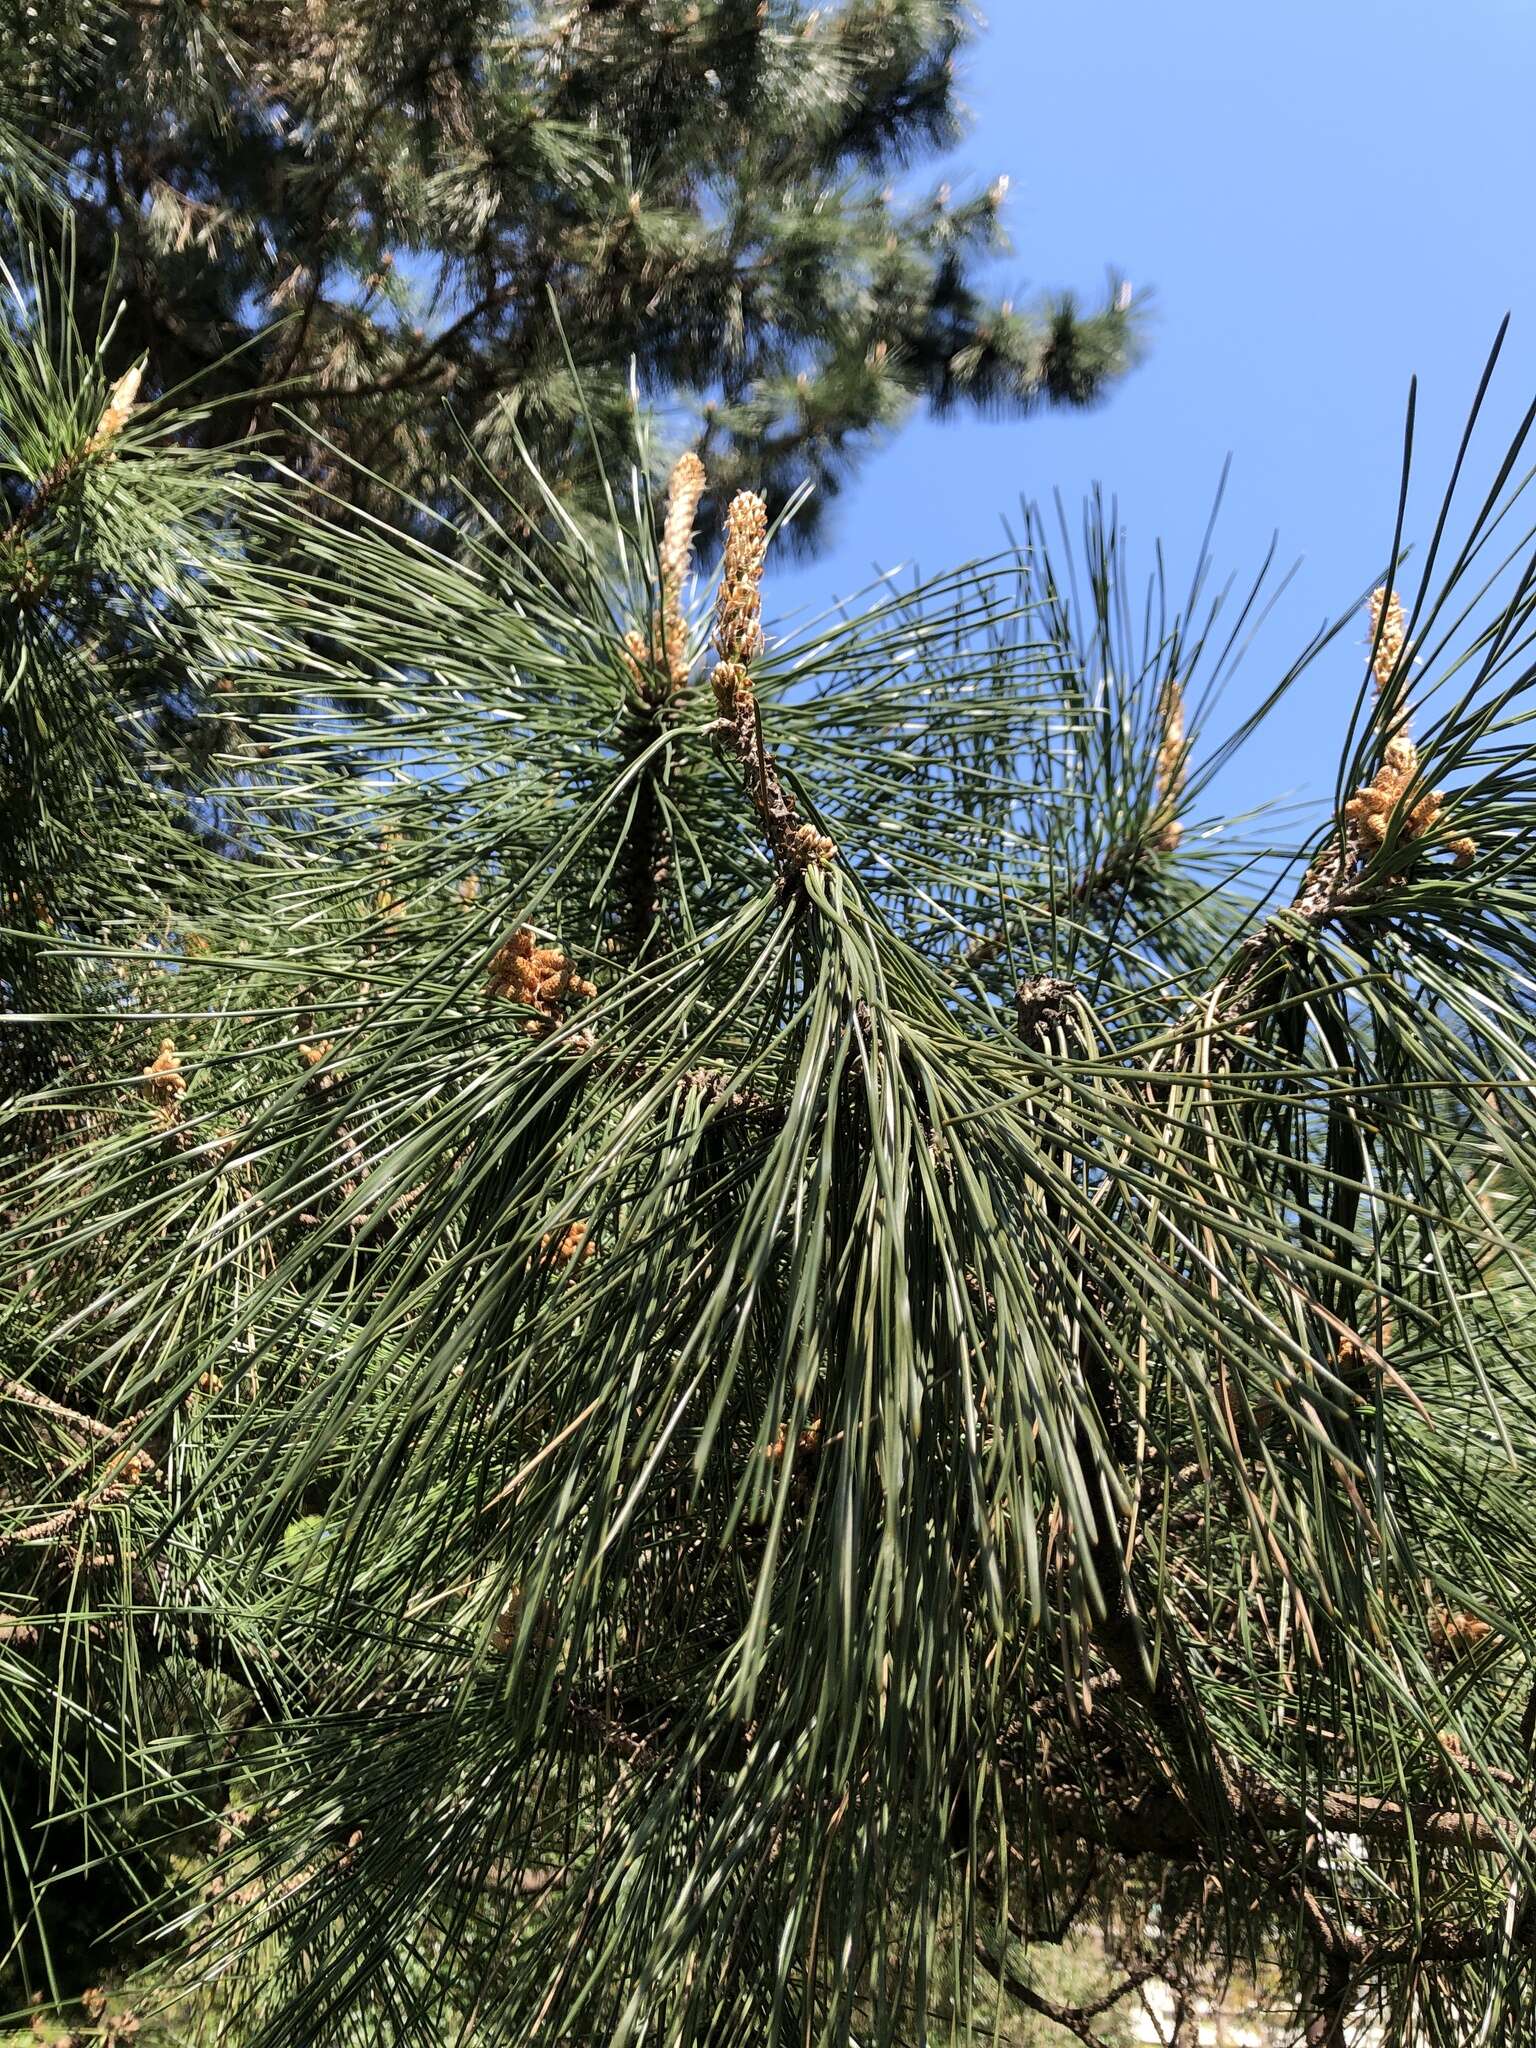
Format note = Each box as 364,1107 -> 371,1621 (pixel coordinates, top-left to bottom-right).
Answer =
1344,588 -> 1475,867
141,1036 -> 186,1132
711,489 -> 768,720
626,451 -> 707,696
1149,674 -> 1185,853
487,927 -> 596,1021
540,1220 -> 593,1265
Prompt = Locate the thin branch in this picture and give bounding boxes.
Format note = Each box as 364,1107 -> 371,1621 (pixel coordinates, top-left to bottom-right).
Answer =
973,1918 -> 1188,2046
1,1376 -> 135,1445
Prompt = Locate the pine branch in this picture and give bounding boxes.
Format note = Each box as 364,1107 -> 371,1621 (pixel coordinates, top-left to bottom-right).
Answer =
1039,1776 -> 1528,1866
710,490 -> 836,875
964,834 -> 1169,968
0,1375 -> 134,1445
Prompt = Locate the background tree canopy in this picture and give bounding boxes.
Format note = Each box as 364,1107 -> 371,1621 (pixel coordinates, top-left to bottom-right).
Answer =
9,0 -> 1137,549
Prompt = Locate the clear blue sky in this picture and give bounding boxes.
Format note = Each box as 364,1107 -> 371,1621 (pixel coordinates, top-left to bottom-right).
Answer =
781,0 -> 1536,824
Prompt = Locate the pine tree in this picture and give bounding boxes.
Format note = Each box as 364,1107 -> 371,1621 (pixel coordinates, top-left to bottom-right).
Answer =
11,0 -> 1138,550
6,243 -> 1536,2047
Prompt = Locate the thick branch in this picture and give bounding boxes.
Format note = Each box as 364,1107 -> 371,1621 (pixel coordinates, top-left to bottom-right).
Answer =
1041,1773 -> 1527,1866
712,693 -> 836,878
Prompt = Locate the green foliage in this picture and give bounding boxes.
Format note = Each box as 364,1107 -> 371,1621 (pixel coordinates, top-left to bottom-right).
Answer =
6,254 -> 1536,2048
12,0 -> 1138,551
0,0 -> 115,203
0,223 -> 235,1104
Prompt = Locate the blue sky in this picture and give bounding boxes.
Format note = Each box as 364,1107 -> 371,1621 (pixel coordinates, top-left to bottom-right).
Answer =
780,0 -> 1536,824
